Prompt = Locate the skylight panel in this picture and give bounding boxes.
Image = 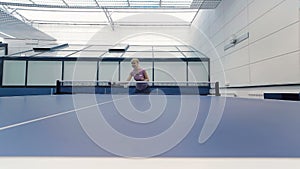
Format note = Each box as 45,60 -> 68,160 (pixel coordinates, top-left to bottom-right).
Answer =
85,45 -> 111,51
177,46 -> 195,52
67,51 -> 104,57
16,9 -> 108,23
64,0 -> 98,7
101,52 -> 123,57
34,50 -> 75,57
0,0 -> 33,4
153,46 -> 179,52
127,46 -> 152,52
31,0 -> 66,6
161,0 -> 193,8
198,1 -> 221,9
110,10 -> 195,24
96,0 -> 128,7
129,0 -> 160,8
122,51 -> 153,58
2,0 -> 222,25
0,0 -> 222,9
153,52 -> 184,58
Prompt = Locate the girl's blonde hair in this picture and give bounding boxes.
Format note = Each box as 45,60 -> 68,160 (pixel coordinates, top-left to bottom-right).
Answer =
131,58 -> 139,64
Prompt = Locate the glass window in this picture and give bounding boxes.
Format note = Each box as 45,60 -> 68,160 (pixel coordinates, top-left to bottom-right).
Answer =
188,62 -> 209,82
154,62 -> 186,82
99,62 -> 119,82
0,47 -> 5,56
63,61 -> 97,81
2,60 -> 26,86
27,61 -> 62,85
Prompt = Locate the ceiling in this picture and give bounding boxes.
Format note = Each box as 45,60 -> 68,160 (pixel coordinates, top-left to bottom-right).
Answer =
0,0 -> 221,9
0,0 -> 222,27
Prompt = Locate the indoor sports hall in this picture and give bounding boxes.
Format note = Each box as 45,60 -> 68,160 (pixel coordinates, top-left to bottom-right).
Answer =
0,0 -> 300,169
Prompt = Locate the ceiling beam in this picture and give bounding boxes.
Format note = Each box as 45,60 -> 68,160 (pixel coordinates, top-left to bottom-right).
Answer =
28,0 -> 36,4
102,7 -> 115,31
190,0 -> 206,24
127,0 -> 130,7
93,0 -> 115,31
61,0 -> 69,7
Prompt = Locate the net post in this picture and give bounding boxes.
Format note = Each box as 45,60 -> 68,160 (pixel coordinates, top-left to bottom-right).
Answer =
56,80 -> 61,94
215,81 -> 221,96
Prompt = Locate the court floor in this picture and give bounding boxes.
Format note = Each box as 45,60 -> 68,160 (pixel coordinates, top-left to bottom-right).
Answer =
0,94 -> 300,158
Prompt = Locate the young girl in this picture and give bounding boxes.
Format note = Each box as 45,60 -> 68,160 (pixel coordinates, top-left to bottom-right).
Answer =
127,58 -> 150,94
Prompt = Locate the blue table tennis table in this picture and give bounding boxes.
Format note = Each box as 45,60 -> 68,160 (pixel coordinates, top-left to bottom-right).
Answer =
0,94 -> 299,157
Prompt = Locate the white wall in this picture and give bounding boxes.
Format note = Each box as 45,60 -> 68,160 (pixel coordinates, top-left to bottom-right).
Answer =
191,0 -> 300,98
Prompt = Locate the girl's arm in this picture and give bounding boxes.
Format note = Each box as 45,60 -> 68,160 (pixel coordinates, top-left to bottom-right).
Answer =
127,73 -> 132,81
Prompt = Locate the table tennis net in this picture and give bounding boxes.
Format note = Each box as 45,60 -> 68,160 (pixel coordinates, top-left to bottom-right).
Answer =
55,80 -> 218,95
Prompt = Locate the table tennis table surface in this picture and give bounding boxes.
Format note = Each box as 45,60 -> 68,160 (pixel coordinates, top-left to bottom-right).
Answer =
0,94 -> 300,157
